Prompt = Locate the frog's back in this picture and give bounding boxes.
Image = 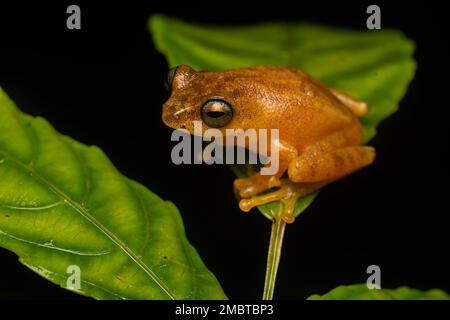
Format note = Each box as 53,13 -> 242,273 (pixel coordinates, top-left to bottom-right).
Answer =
225,66 -> 362,150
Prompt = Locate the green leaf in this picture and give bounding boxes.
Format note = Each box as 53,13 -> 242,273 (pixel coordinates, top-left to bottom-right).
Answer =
149,15 -> 416,218
308,284 -> 450,300
0,87 -> 227,300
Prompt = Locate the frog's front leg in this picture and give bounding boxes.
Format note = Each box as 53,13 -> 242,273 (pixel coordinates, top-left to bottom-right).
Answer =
233,140 -> 298,198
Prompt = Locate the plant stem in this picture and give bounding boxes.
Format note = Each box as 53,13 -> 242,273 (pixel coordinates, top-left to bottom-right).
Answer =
262,217 -> 286,300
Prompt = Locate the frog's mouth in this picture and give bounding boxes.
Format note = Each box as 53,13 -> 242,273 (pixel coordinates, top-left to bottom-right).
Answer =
162,107 -> 176,129
162,103 -> 191,130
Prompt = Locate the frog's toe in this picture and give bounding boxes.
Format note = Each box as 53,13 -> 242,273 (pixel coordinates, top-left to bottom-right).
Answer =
234,175 -> 281,198
237,180 -> 325,221
238,185 -> 291,212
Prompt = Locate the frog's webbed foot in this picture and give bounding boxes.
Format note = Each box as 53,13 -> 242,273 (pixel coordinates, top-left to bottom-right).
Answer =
234,174 -> 281,198
237,179 -> 324,223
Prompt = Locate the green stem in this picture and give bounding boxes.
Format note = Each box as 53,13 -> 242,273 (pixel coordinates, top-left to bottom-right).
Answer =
262,217 -> 286,300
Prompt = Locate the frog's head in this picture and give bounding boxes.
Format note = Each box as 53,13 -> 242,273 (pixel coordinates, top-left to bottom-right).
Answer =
162,64 -> 298,137
163,65 -> 240,136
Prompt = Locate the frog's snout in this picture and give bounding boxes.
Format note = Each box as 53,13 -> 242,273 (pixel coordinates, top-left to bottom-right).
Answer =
162,103 -> 176,128
162,102 -> 187,130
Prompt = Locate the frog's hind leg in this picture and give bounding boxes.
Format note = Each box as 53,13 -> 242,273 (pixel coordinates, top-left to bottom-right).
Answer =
328,88 -> 368,117
288,145 -> 375,183
238,145 -> 374,220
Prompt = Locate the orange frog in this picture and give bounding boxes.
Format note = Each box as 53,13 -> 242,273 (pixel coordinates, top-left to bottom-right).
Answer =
162,65 -> 375,223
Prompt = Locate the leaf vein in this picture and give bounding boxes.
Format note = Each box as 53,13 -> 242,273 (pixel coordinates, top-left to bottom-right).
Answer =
0,228 -> 110,256
0,150 -> 178,299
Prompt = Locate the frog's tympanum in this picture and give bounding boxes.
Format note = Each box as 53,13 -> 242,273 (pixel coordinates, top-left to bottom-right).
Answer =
163,65 -> 375,223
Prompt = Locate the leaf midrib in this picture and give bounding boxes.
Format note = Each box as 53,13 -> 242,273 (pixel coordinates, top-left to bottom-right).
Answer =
0,149 -> 177,300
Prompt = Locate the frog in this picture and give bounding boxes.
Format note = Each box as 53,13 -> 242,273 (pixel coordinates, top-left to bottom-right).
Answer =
162,65 -> 375,223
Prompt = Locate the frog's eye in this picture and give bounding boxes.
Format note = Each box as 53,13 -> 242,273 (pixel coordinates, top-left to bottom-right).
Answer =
201,99 -> 233,128
165,66 -> 178,92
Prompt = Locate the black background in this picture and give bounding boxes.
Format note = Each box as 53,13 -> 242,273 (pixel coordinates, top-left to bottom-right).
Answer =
0,0 -> 448,300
